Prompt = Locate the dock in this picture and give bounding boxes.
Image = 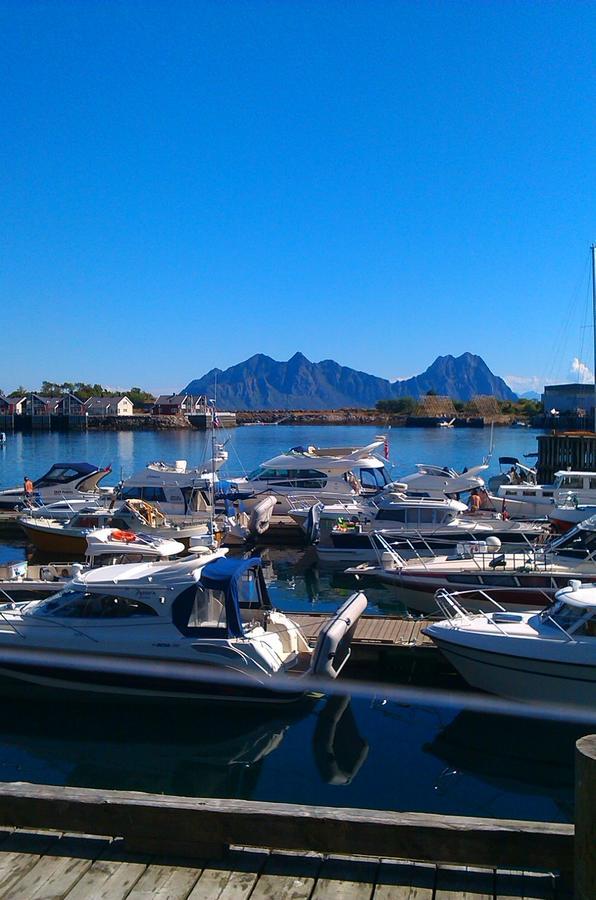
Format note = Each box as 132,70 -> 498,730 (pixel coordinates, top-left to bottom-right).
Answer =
292,612 -> 437,670
0,830 -> 569,899
0,510 -> 24,539
0,780 -> 578,899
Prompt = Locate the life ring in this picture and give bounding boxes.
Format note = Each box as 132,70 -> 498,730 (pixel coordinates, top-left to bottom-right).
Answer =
111,529 -> 137,543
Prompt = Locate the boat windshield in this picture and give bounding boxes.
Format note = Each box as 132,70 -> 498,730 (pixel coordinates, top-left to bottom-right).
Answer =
549,528 -> 596,559
22,589 -> 158,618
540,599 -> 596,635
246,468 -> 327,488
36,466 -> 89,487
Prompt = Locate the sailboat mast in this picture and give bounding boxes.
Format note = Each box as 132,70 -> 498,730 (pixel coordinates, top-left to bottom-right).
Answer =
592,244 -> 596,434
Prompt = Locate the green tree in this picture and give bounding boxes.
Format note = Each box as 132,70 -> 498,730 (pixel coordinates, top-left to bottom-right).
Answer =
376,397 -> 416,415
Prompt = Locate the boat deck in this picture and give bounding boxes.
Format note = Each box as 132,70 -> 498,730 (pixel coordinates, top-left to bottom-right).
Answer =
0,830 -> 568,899
292,612 -> 435,649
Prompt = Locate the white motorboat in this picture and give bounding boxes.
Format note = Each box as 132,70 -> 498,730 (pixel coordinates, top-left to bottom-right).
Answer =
425,581 -> 596,710
288,460 -> 491,531
230,440 -> 392,514
119,446 -> 229,519
345,517 -> 596,614
489,465 -> 596,520
391,462 -> 489,498
0,554 -> 367,704
317,495 -> 545,561
19,499 -> 223,554
0,462 -> 113,511
0,528 -> 185,601
290,492 -> 546,561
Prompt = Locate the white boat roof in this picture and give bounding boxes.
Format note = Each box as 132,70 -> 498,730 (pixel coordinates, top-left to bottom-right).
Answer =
554,582 -> 596,608
261,442 -> 385,471
73,549 -> 227,589
85,528 -> 185,558
377,495 -> 467,512
554,470 -> 596,478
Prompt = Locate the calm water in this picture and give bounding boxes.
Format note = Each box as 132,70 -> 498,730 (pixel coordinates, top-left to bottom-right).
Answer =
0,424 -> 589,822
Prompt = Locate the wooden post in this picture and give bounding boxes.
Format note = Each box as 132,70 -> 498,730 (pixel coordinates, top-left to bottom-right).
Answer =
575,734 -> 596,900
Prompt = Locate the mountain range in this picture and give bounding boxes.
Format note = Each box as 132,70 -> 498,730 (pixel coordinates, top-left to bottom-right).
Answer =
183,352 -> 517,410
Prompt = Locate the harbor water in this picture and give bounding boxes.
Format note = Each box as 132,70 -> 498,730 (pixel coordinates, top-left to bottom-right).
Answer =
0,425 -> 590,823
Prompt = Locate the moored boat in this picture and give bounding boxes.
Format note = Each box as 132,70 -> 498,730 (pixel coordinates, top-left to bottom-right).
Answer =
0,528 -> 185,601
19,499 -> 222,554
0,554 -> 367,704
345,517 -> 596,614
0,462 -> 113,511
424,581 -> 596,710
230,439 -> 392,514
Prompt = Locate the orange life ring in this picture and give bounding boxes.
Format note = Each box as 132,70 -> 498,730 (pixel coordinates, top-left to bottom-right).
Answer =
111,529 -> 137,543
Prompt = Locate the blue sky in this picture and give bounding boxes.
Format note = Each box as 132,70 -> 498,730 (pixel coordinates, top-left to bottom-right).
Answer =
1,1 -> 595,395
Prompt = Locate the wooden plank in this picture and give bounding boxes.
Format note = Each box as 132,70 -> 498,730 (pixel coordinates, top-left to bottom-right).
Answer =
434,864 -> 494,899
0,834 -> 110,900
373,860 -> 435,899
125,861 -> 202,900
311,856 -> 378,899
63,842 -> 149,900
0,829 -> 61,895
0,782 -> 574,872
494,868 -> 556,899
250,851 -> 321,900
188,847 -> 268,900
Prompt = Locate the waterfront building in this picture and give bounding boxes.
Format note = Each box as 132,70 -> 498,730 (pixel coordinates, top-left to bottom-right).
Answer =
85,395 -> 134,416
152,393 -> 204,415
542,383 -> 595,419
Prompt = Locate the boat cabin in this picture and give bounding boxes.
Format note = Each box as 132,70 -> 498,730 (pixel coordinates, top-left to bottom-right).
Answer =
547,519 -> 596,559
32,463 -> 110,493
540,582 -> 596,637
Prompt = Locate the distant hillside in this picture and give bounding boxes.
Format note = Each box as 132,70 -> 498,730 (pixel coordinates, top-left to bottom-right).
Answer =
183,352 -> 517,410
519,390 -> 541,400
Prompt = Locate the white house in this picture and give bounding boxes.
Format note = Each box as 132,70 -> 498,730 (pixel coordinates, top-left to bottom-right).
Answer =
85,396 -> 134,417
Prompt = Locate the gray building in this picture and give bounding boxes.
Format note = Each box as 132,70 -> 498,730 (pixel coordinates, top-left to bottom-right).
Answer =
542,383 -> 595,418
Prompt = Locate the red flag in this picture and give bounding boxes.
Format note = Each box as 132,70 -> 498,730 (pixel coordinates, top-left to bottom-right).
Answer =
384,437 -> 389,460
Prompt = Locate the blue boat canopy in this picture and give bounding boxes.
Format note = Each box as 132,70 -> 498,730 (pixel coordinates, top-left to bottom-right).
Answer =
48,462 -> 102,475
172,557 -> 269,639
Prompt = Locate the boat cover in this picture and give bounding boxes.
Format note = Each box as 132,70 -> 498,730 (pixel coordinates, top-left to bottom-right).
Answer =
197,556 -> 263,638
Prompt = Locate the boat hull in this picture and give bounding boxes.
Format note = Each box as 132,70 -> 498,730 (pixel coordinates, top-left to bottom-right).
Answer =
372,570 -> 591,615
428,633 -> 596,709
322,527 -> 545,562
0,646 -> 309,706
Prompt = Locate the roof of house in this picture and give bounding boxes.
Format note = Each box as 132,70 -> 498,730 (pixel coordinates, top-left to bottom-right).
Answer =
154,394 -> 188,405
85,395 -> 131,408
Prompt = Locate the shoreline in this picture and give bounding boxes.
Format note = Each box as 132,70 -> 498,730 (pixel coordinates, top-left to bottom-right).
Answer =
1,411 -> 532,432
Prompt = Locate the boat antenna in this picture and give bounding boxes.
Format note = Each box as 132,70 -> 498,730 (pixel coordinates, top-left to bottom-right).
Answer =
592,243 -> 596,434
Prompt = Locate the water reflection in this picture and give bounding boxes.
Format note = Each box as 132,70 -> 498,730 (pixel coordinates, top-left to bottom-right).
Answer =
423,710 -> 590,821
0,694 -> 368,799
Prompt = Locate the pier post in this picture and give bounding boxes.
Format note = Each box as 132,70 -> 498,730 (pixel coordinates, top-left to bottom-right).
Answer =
575,734 -> 596,900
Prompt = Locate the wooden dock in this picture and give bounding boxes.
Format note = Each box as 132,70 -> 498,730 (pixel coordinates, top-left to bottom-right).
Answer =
0,781 -> 575,898
292,612 -> 437,670
0,831 -> 569,899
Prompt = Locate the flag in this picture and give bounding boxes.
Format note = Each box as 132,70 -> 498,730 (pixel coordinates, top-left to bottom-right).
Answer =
383,437 -> 389,460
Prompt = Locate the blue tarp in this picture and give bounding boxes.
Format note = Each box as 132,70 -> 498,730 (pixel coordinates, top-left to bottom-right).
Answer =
198,556 -> 262,639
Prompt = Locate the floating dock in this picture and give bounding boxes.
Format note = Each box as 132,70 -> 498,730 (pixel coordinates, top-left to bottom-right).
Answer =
0,830 -> 568,899
0,781 -> 575,899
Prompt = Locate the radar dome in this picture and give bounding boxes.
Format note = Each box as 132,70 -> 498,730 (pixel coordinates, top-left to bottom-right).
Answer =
485,536 -> 502,550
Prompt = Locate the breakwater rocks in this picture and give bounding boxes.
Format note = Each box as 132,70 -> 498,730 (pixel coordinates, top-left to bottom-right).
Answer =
236,409 -> 396,426
87,415 -> 191,431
